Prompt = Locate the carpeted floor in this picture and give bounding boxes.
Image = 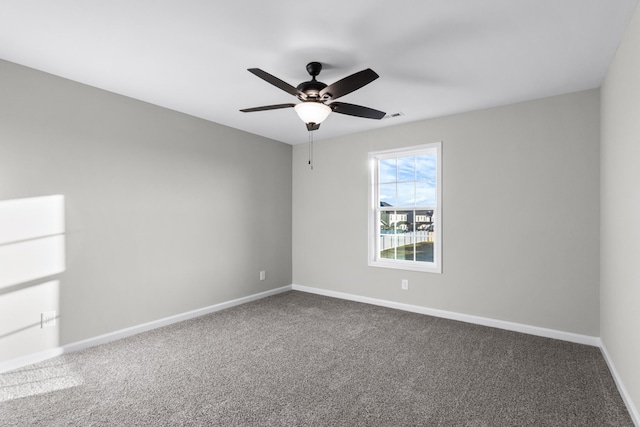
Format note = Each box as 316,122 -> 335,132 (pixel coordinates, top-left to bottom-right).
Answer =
0,291 -> 633,426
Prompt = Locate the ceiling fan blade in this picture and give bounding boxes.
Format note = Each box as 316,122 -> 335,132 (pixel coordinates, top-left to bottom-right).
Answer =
319,68 -> 379,100
330,102 -> 386,120
240,103 -> 296,113
247,68 -> 306,99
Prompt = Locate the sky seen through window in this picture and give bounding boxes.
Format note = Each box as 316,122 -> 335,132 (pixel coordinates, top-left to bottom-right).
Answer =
379,154 -> 437,207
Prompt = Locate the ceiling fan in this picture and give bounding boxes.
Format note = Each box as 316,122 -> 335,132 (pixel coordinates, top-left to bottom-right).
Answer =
240,62 -> 386,131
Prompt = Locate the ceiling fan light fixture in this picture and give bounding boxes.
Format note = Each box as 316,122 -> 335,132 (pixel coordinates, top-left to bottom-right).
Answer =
294,102 -> 331,125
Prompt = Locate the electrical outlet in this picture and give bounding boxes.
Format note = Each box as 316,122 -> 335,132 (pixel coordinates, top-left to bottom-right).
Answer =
260,270 -> 266,281
41,311 -> 57,328
401,279 -> 409,290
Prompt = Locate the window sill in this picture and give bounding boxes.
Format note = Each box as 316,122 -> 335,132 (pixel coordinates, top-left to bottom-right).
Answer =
368,259 -> 442,274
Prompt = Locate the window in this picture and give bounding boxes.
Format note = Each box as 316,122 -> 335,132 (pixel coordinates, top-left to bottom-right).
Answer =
368,142 -> 442,273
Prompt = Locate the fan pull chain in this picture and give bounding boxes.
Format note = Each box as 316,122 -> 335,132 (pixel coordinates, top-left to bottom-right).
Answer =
308,131 -> 314,170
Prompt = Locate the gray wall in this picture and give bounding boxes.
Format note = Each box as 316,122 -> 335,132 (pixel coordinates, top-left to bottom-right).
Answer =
0,59 -> 292,363
601,2 -> 640,417
293,89 -> 600,336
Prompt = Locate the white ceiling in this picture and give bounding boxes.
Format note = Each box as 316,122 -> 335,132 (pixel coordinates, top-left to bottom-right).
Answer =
0,0 -> 637,145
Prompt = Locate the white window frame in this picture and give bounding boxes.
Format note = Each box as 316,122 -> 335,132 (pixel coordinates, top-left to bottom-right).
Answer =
368,142 -> 442,273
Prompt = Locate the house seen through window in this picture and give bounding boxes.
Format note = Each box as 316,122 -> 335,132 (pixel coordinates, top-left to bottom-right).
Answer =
368,142 -> 442,273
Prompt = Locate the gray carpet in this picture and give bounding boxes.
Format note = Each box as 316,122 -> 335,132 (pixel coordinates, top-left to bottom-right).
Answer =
0,291 -> 633,426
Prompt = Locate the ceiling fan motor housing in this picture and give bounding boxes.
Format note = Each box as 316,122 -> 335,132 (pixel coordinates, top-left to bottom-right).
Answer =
297,80 -> 327,101
297,62 -> 328,101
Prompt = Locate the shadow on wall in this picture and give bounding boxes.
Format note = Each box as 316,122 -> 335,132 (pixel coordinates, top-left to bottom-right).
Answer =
0,195 -> 65,362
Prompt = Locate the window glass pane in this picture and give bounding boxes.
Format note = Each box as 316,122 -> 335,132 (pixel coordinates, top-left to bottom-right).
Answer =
380,211 -> 393,233
389,211 -> 409,233
379,158 -> 397,183
396,210 -> 414,261
415,210 -> 433,231
378,183 -> 396,207
379,211 -> 396,259
379,234 -> 396,259
397,156 -> 415,182
416,154 -> 436,181
414,209 -> 434,262
379,210 -> 412,261
416,180 -> 437,206
397,182 -> 416,206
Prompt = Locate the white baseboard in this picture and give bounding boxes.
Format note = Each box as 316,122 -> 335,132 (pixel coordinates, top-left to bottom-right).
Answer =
0,285 -> 292,374
291,284 -> 600,346
600,342 -> 640,427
